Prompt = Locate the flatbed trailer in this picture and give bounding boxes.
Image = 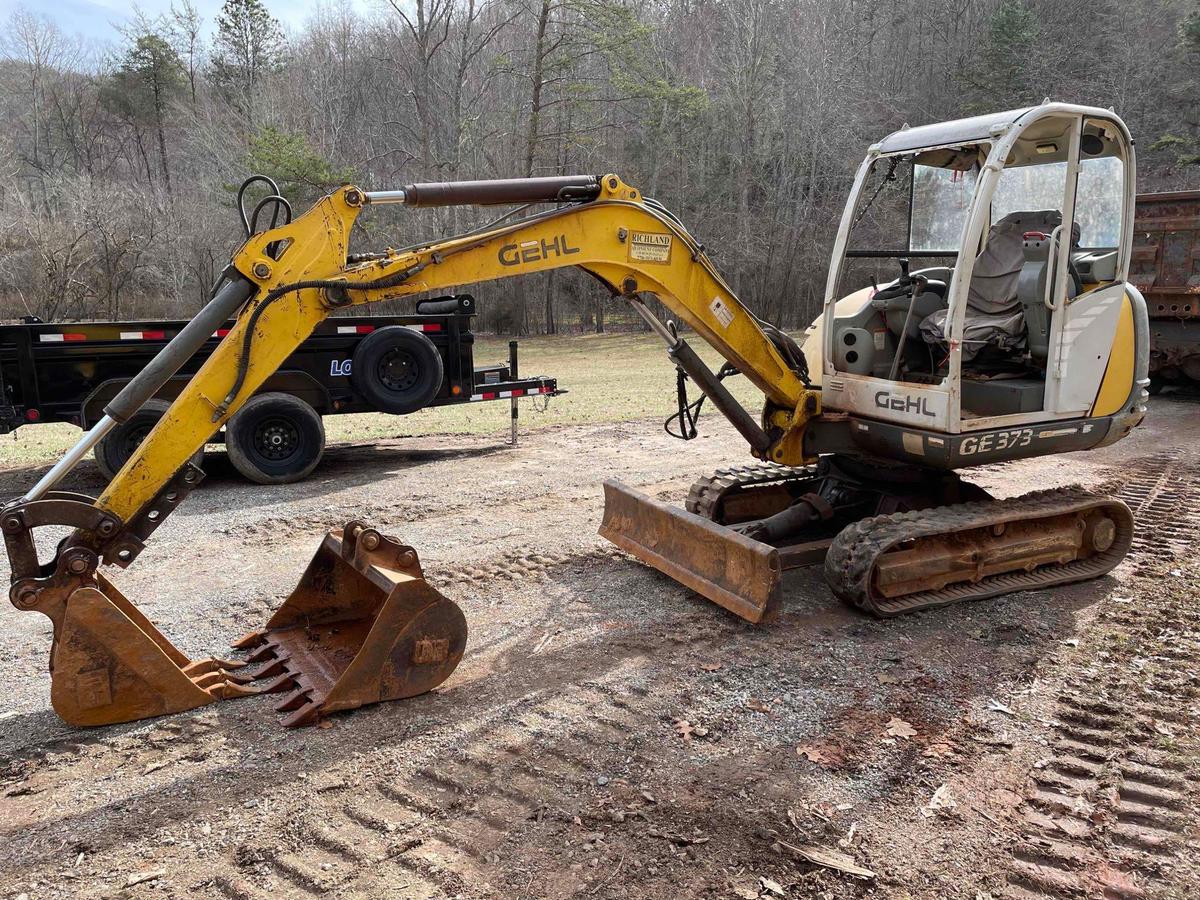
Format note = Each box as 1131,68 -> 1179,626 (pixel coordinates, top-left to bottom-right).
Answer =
0,294 -> 560,483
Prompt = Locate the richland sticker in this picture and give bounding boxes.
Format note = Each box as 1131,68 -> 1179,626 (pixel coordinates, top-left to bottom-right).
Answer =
629,231 -> 672,263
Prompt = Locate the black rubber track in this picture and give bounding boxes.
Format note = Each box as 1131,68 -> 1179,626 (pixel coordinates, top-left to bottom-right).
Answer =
685,462 -> 818,522
824,488 -> 1135,618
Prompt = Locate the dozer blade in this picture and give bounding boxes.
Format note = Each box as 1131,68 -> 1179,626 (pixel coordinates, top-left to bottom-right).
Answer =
232,522 -> 467,727
599,479 -> 782,624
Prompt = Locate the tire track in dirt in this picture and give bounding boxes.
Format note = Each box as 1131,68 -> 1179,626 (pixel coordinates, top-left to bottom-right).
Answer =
1003,452 -> 1200,899
187,642 -> 671,899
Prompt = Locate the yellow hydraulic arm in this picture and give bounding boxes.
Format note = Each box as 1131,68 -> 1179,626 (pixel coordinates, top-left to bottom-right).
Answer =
3,174 -> 822,727
96,174 -> 820,524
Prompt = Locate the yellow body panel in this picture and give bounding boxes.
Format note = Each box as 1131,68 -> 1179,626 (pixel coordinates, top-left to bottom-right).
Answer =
96,178 -> 819,524
1090,294 -> 1135,417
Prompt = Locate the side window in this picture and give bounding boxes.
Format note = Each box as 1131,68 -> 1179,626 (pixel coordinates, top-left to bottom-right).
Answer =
1072,157 -> 1123,249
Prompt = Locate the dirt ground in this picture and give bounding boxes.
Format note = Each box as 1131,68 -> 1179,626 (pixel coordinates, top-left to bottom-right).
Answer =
0,395 -> 1198,900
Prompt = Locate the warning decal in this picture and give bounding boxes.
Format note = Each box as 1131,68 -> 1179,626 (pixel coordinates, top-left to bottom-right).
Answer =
629,231 -> 672,263
709,296 -> 735,328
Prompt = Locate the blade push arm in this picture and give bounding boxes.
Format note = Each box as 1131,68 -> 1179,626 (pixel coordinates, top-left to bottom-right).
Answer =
97,175 -> 819,526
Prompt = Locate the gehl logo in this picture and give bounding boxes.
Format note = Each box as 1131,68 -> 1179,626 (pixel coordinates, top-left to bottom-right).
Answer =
498,235 -> 581,267
875,390 -> 935,418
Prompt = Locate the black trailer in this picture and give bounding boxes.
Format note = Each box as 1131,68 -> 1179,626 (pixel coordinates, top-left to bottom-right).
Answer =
0,295 -> 560,483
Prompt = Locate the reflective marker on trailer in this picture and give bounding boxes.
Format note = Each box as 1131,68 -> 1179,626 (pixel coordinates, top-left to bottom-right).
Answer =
119,330 -> 167,340
38,333 -> 88,342
467,385 -> 554,402
337,325 -> 376,334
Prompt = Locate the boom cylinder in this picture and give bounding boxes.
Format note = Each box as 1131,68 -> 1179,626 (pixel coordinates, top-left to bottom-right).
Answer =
105,276 -> 257,424
367,176 -> 601,208
20,276 -> 257,503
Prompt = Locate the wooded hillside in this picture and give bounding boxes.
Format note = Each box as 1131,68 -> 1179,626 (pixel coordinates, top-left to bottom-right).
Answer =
1,0 -> 1197,331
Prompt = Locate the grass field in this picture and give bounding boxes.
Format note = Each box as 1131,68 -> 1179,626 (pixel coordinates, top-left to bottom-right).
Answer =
0,331 -> 771,468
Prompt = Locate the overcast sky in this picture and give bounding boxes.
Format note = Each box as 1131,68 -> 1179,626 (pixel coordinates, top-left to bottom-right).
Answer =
0,0 -> 373,49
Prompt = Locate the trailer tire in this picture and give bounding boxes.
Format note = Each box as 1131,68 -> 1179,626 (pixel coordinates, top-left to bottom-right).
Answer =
93,400 -> 205,482
350,326 -> 444,414
226,393 -> 325,484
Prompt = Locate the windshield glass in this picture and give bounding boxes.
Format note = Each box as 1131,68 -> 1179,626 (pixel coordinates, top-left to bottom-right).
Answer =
910,164 -> 977,252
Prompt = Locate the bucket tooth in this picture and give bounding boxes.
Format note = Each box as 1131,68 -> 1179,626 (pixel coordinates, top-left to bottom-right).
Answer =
181,657 -> 246,677
280,701 -> 321,729
255,673 -> 299,694
211,680 -> 274,699
599,479 -> 782,624
231,630 -> 266,650
191,670 -> 229,690
244,642 -> 281,665
275,681 -> 314,713
245,656 -> 290,680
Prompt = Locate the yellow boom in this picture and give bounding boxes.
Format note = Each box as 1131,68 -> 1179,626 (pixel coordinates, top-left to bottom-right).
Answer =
99,175 -> 817,521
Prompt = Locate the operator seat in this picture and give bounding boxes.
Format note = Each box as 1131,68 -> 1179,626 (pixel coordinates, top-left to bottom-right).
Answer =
919,210 -> 1074,362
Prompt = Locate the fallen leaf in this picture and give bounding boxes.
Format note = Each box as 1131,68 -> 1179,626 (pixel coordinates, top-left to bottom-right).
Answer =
1062,638 -> 1080,647
759,876 -> 786,897
797,744 -> 829,765
986,699 -> 1014,715
777,840 -> 875,878
673,719 -> 695,740
699,662 -> 722,672
317,719 -> 334,730
732,888 -> 760,900
143,761 -> 168,775
747,698 -> 771,713
885,717 -> 917,739
921,784 -> 957,817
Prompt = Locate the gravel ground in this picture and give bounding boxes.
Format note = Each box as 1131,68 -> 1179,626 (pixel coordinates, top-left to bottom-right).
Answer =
0,398 -> 1197,899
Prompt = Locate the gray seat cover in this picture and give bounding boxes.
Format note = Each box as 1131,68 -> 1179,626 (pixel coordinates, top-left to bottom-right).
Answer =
920,209 -> 1061,360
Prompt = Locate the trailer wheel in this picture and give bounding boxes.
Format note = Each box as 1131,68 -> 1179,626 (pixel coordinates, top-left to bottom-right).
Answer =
350,326 -> 444,414
225,392 -> 325,484
93,400 -> 205,481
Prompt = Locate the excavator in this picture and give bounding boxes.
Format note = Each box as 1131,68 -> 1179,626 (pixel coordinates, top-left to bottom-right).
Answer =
3,102 -> 1148,728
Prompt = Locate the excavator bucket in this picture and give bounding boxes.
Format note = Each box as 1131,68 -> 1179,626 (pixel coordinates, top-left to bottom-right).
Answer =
48,574 -> 234,727
232,521 -> 468,726
599,480 -> 782,624
30,520 -> 465,728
